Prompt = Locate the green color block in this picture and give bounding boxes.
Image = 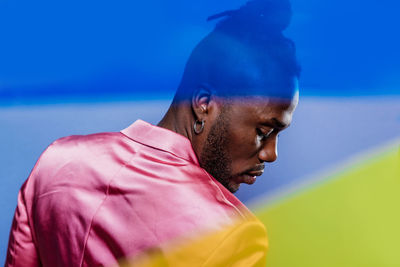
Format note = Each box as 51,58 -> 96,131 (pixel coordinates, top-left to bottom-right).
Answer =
256,147 -> 400,267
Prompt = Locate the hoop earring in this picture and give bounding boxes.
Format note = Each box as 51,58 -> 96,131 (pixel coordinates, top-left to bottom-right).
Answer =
193,120 -> 205,135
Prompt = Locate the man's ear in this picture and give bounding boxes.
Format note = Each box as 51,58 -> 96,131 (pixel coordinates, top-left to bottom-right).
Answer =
191,84 -> 215,120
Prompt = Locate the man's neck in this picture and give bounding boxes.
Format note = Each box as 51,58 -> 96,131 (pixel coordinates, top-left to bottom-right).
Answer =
157,103 -> 194,143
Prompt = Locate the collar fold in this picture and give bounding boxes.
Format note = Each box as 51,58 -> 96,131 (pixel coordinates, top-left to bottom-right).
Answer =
121,120 -> 199,165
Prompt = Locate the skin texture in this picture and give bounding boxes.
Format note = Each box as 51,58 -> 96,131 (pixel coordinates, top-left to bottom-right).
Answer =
158,88 -> 298,193
200,95 -> 298,192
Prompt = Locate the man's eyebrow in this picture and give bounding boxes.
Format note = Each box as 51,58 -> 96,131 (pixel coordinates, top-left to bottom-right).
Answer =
261,117 -> 289,129
272,118 -> 288,129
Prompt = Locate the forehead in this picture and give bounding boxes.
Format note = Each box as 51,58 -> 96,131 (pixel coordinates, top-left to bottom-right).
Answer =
217,72 -> 299,104
224,92 -> 299,126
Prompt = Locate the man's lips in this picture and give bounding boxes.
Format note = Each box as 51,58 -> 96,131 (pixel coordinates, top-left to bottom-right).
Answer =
236,166 -> 265,185
241,174 -> 257,185
246,169 -> 264,177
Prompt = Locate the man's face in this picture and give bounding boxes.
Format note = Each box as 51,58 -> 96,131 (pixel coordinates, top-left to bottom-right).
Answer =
200,92 -> 298,193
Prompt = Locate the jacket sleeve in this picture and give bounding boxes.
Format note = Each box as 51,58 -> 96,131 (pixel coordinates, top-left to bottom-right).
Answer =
119,217 -> 268,267
200,218 -> 268,267
5,180 -> 40,267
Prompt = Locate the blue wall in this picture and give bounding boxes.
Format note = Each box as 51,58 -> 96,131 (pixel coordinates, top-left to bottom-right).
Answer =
1,0 -> 399,105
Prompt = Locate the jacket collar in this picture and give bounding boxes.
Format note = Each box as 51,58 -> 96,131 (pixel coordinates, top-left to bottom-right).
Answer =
121,120 -> 199,165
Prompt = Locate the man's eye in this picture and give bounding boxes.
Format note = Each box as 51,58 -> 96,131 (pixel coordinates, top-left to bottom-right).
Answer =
257,128 -> 274,140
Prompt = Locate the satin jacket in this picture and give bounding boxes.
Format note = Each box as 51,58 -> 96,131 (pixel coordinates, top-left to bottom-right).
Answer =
6,120 -> 268,266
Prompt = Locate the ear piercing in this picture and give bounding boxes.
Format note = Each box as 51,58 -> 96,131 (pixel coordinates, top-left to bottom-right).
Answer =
193,120 -> 205,134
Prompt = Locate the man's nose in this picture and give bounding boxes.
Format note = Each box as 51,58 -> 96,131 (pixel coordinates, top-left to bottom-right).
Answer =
258,137 -> 278,163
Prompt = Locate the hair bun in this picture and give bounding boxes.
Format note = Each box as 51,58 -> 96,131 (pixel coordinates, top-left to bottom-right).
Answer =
208,0 -> 292,35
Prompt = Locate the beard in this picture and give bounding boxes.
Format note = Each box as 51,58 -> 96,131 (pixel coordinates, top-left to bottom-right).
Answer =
199,108 -> 239,193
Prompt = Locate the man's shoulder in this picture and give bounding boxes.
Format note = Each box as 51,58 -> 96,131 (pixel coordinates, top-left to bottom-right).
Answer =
28,131 -> 129,193
43,131 -> 126,160
50,131 -> 123,151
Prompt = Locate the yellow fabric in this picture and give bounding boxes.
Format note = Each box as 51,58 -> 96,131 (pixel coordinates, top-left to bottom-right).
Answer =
119,218 -> 268,267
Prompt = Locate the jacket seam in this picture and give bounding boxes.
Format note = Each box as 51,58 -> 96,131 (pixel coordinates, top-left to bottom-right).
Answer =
78,153 -> 135,267
200,169 -> 246,219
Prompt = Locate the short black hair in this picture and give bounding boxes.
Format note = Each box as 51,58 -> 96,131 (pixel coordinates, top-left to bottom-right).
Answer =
174,0 -> 301,102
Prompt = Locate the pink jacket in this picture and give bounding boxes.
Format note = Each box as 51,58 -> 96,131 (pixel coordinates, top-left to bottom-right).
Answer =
6,120 -> 265,266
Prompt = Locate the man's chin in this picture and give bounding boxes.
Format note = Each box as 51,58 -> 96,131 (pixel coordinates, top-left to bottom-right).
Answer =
227,181 -> 240,194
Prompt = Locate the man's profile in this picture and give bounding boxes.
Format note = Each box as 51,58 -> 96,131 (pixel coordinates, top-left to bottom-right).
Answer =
5,0 -> 300,266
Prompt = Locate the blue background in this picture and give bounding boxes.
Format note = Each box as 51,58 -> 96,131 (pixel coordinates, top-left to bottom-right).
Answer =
1,0 -> 400,263
1,0 -> 400,104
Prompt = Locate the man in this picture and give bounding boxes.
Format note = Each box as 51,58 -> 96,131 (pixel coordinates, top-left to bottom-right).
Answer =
6,0 -> 300,266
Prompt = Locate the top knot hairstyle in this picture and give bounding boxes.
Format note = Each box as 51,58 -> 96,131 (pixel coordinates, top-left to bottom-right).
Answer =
174,0 -> 301,102
208,0 -> 292,38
